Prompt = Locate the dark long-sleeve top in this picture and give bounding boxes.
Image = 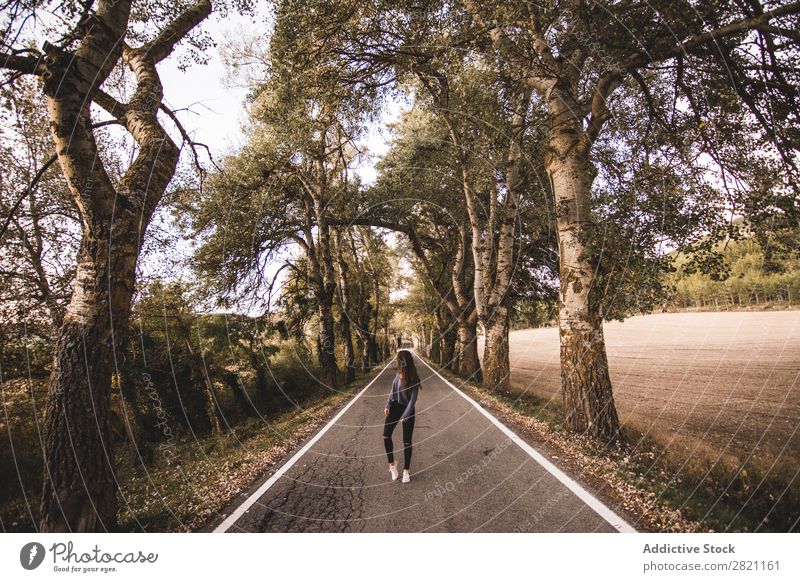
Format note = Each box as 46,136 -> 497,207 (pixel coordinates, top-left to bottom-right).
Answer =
386,374 -> 419,421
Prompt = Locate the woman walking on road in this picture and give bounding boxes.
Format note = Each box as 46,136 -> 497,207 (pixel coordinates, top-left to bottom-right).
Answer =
383,350 -> 422,483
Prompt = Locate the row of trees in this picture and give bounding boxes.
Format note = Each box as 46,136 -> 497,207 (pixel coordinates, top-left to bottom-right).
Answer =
187,13 -> 401,390
671,235 -> 800,309
120,279 -> 371,461
272,0 -> 798,439
1,0 -> 798,532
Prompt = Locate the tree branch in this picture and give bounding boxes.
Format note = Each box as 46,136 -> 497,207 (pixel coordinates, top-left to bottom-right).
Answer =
460,0 -> 555,93
93,88 -> 127,118
145,0 -> 213,63
622,1 -> 800,70
0,156 -> 57,241
583,69 -> 622,151
0,52 -> 42,75
159,103 -> 221,173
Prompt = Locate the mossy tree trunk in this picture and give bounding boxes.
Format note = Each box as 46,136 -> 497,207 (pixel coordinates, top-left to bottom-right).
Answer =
545,92 -> 620,440
32,0 -> 211,531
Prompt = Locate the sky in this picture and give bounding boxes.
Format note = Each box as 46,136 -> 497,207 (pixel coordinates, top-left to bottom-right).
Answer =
156,10 -> 403,186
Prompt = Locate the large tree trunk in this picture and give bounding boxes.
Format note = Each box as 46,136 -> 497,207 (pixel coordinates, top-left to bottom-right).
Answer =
36,5 -> 132,528
546,124 -> 620,441
302,203 -> 339,389
367,327 -> 379,366
184,338 -> 224,434
248,349 -> 271,404
559,309 -> 620,439
316,294 -> 339,389
434,309 -> 456,369
339,305 -> 356,383
359,274 -> 381,367
430,84 -> 527,393
311,186 -> 340,389
479,88 -> 527,393
33,0 -> 206,532
39,231 -> 136,532
371,276 -> 382,363
354,326 -> 367,371
118,350 -> 152,464
428,324 -> 439,362
346,230 -> 370,371
358,298 -> 378,368
455,319 -> 482,381
340,322 -> 356,382
482,306 -> 511,392
443,332 -> 457,369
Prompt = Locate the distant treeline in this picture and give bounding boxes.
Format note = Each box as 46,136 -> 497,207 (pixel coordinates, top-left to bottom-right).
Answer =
669,237 -> 799,310
507,234 -> 799,330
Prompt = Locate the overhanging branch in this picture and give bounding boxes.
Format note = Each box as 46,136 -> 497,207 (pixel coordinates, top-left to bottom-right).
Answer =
622,1 -> 800,70
145,0 -> 213,63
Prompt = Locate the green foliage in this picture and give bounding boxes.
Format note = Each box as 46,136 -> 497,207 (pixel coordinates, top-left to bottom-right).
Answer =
124,278 -> 329,445
670,237 -> 800,309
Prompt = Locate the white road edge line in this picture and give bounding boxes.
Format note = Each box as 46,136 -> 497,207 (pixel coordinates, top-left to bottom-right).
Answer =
413,350 -> 637,533
213,360 -> 395,533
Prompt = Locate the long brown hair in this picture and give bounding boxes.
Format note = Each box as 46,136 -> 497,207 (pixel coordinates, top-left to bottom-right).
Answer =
396,350 -> 421,391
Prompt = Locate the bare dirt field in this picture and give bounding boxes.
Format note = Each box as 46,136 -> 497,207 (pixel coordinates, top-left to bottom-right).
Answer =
486,312 -> 800,475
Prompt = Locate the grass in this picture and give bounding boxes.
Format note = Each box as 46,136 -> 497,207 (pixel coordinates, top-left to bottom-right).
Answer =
617,418 -> 799,533
426,360 -> 798,533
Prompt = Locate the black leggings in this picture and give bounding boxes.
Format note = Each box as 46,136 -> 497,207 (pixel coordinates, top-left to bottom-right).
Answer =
383,403 -> 415,471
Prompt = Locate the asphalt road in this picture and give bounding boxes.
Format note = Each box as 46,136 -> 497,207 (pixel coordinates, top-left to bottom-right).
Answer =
213,353 -> 633,533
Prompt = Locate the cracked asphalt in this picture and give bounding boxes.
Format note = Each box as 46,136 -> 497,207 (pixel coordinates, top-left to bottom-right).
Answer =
220,354 -> 624,532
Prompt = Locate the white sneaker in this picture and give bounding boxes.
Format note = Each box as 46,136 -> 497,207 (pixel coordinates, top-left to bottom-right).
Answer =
389,464 -> 398,481
402,469 -> 411,483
